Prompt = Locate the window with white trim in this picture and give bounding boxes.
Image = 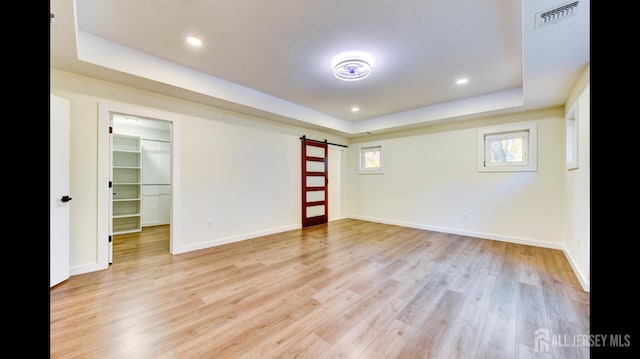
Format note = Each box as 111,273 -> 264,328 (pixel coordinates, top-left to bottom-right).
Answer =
359,145 -> 383,174
477,123 -> 537,172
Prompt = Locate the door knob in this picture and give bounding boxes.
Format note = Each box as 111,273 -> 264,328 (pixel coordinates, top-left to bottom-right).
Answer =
61,195 -> 72,203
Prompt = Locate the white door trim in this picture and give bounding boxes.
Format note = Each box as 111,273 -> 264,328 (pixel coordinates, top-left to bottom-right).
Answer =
98,100 -> 181,269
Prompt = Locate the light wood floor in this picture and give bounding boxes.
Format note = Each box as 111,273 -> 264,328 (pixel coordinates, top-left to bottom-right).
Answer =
50,219 -> 590,358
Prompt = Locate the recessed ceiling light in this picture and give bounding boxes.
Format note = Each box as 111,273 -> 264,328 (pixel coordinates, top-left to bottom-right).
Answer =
456,78 -> 469,85
331,51 -> 374,81
351,106 -> 360,112
186,36 -> 202,47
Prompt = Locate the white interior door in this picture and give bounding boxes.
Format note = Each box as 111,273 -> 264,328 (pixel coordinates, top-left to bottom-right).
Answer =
50,94 -> 71,287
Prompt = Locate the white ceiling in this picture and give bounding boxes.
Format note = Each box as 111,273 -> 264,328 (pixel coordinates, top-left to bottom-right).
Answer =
50,0 -> 589,137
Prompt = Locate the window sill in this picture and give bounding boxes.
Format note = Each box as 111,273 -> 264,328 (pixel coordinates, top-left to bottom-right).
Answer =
477,166 -> 537,172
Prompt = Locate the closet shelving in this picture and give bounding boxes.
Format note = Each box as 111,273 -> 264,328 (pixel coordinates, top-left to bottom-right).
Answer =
112,134 -> 142,234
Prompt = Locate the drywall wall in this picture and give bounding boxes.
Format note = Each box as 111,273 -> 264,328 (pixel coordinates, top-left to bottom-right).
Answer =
51,64 -> 588,286
328,145 -> 348,221
51,68 -> 347,275
564,64 -> 590,291
348,107 -> 567,248
53,85 -> 102,270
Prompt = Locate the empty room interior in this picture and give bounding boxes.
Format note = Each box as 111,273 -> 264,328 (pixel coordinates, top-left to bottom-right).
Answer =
50,0 -> 592,357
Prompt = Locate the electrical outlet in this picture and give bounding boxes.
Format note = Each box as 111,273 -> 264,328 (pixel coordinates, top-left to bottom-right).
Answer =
577,238 -> 581,248
208,218 -> 213,228
463,212 -> 468,220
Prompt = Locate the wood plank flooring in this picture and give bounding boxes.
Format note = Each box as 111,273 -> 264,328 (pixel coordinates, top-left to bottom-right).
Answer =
50,219 -> 590,358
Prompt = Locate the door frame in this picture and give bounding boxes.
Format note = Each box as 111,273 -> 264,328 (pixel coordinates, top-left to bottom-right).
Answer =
98,100 -> 180,269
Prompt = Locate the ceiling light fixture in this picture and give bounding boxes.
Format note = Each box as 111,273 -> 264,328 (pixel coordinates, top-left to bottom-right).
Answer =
331,51 -> 374,81
351,106 -> 360,112
186,36 -> 202,47
334,59 -> 371,81
456,78 -> 469,85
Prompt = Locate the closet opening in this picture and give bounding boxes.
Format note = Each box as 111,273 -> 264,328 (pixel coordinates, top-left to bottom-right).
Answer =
109,114 -> 172,263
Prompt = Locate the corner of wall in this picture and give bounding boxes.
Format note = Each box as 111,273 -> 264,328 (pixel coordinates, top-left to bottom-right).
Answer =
562,63 -> 590,293
562,245 -> 590,292
565,63 -> 590,113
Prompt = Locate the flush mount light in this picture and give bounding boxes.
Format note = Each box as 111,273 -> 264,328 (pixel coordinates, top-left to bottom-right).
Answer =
186,36 -> 202,47
334,59 -> 371,81
331,51 -> 374,81
456,78 -> 469,85
351,106 -> 360,112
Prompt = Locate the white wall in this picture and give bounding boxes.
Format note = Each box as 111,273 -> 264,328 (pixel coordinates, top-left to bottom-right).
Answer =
563,65 -> 590,291
348,108 -> 567,248
51,66 -> 588,289
56,82 -> 102,270
51,68 -> 347,275
175,112 -> 299,251
328,145 -> 348,221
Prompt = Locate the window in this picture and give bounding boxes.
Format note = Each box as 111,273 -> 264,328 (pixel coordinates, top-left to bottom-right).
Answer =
359,145 -> 383,174
477,123 -> 537,172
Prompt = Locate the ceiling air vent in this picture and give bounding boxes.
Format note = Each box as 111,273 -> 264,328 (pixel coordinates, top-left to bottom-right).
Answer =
535,1 -> 579,29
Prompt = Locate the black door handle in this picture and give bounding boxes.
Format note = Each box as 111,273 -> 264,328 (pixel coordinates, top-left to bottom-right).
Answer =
61,195 -> 72,203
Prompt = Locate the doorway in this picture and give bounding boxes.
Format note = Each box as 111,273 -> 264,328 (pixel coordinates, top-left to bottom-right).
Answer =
110,114 -> 172,263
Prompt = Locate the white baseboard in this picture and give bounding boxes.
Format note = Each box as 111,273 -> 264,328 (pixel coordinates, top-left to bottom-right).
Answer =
67,225 -> 302,276
561,246 -> 590,292
70,262 -> 109,276
174,224 -> 302,254
349,215 -> 564,249
70,217 -> 590,293
350,215 -> 590,292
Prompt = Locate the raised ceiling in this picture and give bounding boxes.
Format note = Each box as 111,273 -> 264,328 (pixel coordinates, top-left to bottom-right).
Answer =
50,0 -> 590,137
